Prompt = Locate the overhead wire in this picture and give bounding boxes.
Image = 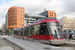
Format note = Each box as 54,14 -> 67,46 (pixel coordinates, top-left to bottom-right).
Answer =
28,0 -> 48,11
28,0 -> 51,14
2,0 -> 8,17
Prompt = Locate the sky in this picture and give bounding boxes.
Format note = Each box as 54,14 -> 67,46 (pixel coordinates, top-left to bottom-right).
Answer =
0,0 -> 75,28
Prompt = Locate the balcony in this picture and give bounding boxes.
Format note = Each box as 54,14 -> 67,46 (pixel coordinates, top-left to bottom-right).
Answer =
8,12 -> 17,15
8,8 -> 17,12
8,24 -> 17,26
8,17 -> 17,20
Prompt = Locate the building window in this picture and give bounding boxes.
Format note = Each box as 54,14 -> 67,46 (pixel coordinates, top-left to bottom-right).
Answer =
22,24 -> 23,26
22,15 -> 23,17
19,24 -> 21,26
19,12 -> 21,13
22,18 -> 23,20
20,9 -> 21,10
22,21 -> 23,23
22,9 -> 23,11
19,15 -> 21,16
22,12 -> 24,14
19,21 -> 21,23
52,15 -> 53,16
50,15 -> 51,16
19,18 -> 21,19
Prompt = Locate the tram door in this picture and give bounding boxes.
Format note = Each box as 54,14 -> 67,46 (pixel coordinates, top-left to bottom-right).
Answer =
40,23 -> 48,40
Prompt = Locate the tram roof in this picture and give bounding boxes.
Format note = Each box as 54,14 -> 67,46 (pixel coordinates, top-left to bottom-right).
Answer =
15,17 -> 58,30
35,17 -> 56,22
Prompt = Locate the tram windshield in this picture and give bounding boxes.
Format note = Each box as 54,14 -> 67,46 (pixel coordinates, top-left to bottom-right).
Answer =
47,22 -> 63,38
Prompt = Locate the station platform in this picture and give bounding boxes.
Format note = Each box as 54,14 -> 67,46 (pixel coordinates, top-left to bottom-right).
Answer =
2,35 -> 73,50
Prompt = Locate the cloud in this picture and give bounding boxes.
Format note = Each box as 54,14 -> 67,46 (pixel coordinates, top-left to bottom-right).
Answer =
0,18 -> 5,22
0,0 -> 75,28
0,18 -> 5,28
57,0 -> 75,19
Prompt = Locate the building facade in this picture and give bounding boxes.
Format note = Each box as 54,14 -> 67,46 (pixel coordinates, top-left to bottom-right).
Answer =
5,6 -> 25,30
25,18 -> 36,25
25,14 -> 45,25
39,10 -> 56,18
59,17 -> 75,31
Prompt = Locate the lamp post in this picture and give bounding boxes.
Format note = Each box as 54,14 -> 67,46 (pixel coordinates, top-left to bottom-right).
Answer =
4,25 -> 5,35
44,8 -> 46,17
14,24 -> 15,35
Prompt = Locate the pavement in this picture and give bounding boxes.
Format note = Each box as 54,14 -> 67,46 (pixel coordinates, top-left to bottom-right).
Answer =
3,35 -> 75,50
0,35 -> 13,50
65,39 -> 75,46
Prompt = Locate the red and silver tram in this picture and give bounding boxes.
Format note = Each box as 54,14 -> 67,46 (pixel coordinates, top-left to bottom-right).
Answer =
14,17 -> 65,45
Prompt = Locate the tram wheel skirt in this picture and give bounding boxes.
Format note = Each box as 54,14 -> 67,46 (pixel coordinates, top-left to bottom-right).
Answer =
50,39 -> 65,45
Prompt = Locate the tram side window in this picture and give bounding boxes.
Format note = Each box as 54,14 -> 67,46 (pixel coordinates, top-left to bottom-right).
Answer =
24,28 -> 26,36
14,30 -> 16,35
27,27 -> 30,36
21,28 -> 23,36
34,24 -> 40,35
19,28 -> 23,36
18,29 -> 20,36
28,27 -> 32,36
25,27 -> 29,36
24,26 -> 34,36
31,26 -> 34,35
14,30 -> 18,35
17,30 -> 18,35
17,29 -> 19,35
